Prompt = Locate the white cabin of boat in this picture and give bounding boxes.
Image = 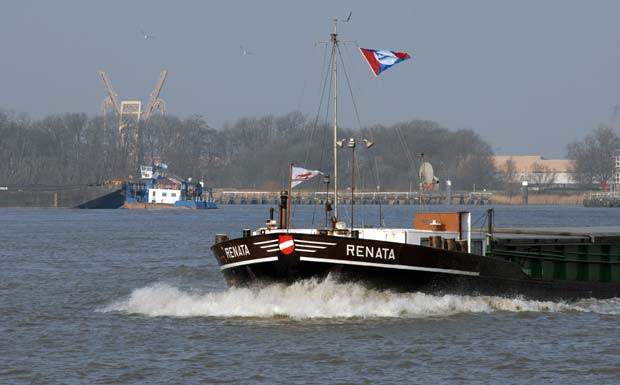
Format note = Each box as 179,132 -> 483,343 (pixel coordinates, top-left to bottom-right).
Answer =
252,211 -> 487,256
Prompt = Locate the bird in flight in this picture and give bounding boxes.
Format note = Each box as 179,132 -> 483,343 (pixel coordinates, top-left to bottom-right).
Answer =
140,29 -> 156,40
341,11 -> 352,22
240,45 -> 255,55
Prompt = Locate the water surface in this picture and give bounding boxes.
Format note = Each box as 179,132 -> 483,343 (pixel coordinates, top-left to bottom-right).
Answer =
2,205 -> 620,384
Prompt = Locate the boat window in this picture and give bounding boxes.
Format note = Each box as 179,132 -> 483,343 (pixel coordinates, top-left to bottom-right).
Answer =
152,191 -> 156,196
171,193 -> 176,197
162,192 -> 167,197
420,238 -> 429,247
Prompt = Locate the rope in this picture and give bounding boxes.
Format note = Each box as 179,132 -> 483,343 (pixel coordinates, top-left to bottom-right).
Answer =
308,46 -> 334,226
336,45 -> 363,131
303,44 -> 331,166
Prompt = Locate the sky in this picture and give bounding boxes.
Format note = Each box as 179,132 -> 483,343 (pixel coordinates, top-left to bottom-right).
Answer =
2,0 -> 620,158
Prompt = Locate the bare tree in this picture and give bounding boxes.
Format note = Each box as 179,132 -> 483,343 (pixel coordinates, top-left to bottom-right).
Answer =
529,162 -> 557,190
498,157 -> 520,198
567,126 -> 620,187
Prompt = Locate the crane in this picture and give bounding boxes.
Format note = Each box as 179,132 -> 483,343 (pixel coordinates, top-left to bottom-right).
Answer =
99,70 -> 120,119
98,69 -> 168,177
144,69 -> 168,122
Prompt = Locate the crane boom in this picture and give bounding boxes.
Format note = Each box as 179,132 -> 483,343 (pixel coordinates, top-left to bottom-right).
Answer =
99,70 -> 120,118
144,69 -> 168,122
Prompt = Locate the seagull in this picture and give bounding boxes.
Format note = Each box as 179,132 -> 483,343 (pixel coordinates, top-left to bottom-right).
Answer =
341,11 -> 352,22
240,45 -> 255,55
140,29 -> 156,40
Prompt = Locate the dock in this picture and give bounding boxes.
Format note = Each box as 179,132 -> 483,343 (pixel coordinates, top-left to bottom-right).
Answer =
583,192 -> 620,207
214,190 -> 492,205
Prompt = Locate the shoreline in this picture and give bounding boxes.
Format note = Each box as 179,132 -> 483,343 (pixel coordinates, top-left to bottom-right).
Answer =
490,193 -> 584,205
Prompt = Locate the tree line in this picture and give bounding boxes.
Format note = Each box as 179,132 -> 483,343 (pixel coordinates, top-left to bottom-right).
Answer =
0,108 -> 614,191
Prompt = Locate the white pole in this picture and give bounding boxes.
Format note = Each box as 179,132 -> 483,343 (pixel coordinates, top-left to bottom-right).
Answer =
331,19 -> 339,223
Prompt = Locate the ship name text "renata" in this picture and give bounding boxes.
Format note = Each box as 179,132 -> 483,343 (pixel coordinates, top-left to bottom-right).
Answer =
224,244 -> 250,259
346,244 -> 396,260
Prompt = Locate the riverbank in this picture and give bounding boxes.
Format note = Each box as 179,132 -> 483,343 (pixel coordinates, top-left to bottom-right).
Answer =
213,190 -> 585,206
491,192 -> 583,205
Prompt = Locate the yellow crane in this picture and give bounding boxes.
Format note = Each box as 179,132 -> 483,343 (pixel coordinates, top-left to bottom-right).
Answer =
99,70 -> 120,119
98,69 -> 169,177
144,70 -> 168,123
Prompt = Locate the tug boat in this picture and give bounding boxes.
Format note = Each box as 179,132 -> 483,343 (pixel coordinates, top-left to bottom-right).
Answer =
211,19 -> 620,300
124,164 -> 217,210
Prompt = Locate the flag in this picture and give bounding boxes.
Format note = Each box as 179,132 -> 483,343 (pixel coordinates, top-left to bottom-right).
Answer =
278,235 -> 295,255
291,166 -> 322,188
359,48 -> 411,77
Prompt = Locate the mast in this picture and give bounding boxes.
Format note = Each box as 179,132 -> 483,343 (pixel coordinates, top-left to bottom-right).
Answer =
321,15 -> 351,225
331,18 -> 339,223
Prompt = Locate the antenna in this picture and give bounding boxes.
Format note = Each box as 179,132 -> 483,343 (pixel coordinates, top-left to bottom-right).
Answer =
418,153 -> 434,206
419,161 -> 435,186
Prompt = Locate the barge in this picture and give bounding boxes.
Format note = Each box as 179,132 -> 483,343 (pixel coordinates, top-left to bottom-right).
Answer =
211,202 -> 620,300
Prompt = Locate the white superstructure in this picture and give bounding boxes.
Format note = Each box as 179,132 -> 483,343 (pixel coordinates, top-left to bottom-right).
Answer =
148,188 -> 181,204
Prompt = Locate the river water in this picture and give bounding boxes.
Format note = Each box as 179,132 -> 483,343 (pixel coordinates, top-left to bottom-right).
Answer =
2,205 -> 620,384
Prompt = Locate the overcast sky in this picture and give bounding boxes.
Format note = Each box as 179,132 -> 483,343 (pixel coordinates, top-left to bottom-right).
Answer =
2,0 -> 620,157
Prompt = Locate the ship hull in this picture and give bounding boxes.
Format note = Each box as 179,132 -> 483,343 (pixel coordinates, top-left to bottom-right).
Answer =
0,185 -> 123,208
211,233 -> 620,300
124,201 -> 217,210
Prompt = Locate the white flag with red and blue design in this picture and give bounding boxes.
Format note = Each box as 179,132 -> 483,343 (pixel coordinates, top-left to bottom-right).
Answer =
359,48 -> 411,77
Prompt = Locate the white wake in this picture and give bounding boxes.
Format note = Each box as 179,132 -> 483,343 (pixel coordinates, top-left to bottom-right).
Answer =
100,278 -> 620,319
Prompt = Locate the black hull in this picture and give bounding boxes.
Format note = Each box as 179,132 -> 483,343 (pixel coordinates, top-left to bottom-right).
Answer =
211,233 -> 620,301
0,185 -> 123,208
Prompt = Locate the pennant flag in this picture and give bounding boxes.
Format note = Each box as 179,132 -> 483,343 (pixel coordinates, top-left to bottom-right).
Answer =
359,48 -> 411,77
291,166 -> 322,188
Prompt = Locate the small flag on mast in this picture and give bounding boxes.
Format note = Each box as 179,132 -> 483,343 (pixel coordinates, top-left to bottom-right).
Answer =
359,48 -> 411,77
291,166 -> 322,188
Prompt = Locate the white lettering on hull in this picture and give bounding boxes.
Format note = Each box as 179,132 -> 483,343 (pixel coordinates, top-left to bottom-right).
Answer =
224,244 -> 251,259
346,244 -> 396,260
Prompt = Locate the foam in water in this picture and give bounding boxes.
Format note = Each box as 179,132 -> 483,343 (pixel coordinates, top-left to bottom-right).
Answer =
100,278 -> 620,319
